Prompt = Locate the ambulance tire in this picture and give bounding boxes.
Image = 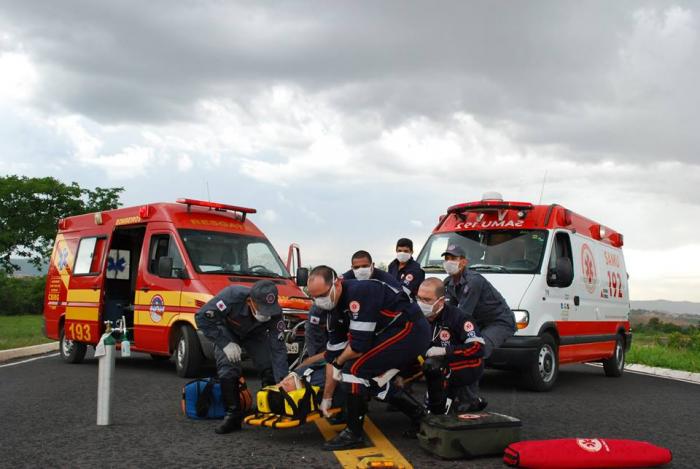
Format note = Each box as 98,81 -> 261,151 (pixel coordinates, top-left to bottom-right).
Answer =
59,326 -> 87,364
174,325 -> 203,378
603,334 -> 625,378
521,333 -> 558,392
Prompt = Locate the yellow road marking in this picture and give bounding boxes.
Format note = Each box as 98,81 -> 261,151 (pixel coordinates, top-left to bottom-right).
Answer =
315,416 -> 412,469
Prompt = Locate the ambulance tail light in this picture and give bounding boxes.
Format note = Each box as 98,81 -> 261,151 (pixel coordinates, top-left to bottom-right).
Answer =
591,224 -> 604,240
513,310 -> 529,330
610,233 -> 624,248
57,218 -> 70,230
177,198 -> 257,221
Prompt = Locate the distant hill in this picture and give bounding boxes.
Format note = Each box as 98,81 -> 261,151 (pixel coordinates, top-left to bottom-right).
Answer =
631,300 -> 700,316
8,258 -> 47,277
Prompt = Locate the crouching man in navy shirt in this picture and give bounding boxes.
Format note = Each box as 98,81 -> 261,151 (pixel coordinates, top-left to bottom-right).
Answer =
307,266 -> 430,451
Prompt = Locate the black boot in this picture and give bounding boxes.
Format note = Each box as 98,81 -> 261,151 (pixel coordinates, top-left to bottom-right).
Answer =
323,393 -> 367,451
215,378 -> 243,434
423,358 -> 449,415
386,390 -> 426,438
454,385 -> 488,413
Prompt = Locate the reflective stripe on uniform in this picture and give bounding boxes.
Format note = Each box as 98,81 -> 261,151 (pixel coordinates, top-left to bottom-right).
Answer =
326,341 -> 348,351
465,337 -> 486,345
341,373 -> 370,386
350,320 -> 377,332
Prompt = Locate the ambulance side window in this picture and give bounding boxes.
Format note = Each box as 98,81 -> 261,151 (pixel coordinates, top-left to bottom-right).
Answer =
148,234 -> 185,278
74,236 -> 107,276
547,232 -> 573,288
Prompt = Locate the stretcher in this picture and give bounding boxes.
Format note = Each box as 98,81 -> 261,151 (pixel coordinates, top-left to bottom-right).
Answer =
244,376 -> 340,429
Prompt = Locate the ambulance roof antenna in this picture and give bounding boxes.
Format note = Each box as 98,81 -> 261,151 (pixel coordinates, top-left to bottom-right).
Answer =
538,170 -> 547,204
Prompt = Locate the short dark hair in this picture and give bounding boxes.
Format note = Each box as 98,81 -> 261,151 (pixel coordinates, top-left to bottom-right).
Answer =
309,265 -> 337,285
351,250 -> 372,263
396,238 -> 413,250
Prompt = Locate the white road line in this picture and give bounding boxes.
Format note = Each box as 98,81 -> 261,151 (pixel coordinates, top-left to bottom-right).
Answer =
586,363 -> 700,386
0,353 -> 59,369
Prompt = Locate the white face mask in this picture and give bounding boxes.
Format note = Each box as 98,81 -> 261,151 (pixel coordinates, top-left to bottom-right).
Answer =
396,252 -> 411,263
252,310 -> 271,322
418,297 -> 444,317
314,282 -> 336,311
353,266 -> 372,280
443,260 -> 461,275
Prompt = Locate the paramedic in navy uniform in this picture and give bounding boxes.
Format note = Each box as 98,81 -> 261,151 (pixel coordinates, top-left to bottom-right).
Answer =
307,266 -> 430,451
417,278 -> 486,414
299,250 -> 402,368
388,238 -> 425,299
195,280 -> 288,434
442,244 -> 516,403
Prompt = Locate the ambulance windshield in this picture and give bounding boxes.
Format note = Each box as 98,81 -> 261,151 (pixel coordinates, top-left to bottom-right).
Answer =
417,230 -> 548,274
179,229 -> 289,278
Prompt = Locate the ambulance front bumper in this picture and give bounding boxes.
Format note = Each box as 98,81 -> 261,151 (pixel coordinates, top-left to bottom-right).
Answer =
486,336 -> 542,369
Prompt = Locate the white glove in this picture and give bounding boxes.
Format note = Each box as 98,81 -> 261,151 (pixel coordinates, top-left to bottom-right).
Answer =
320,398 -> 333,418
332,366 -> 343,382
426,346 -> 446,358
223,342 -> 242,363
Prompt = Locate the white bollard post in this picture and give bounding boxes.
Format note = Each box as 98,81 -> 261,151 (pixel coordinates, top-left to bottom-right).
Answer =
96,334 -> 116,426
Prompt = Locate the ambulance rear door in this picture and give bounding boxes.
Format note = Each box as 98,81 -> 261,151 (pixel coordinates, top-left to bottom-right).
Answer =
134,226 -> 188,353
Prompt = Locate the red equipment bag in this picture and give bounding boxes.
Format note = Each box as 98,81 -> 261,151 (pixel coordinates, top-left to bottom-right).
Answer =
504,438 -> 672,468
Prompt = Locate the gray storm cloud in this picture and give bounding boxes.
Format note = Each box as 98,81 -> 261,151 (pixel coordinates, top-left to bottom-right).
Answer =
1,1 -> 698,165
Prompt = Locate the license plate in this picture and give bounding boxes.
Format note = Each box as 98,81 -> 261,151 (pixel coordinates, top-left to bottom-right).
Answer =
286,342 -> 299,354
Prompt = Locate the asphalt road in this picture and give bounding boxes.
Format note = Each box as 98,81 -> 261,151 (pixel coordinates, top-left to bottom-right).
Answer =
1,351 -> 697,468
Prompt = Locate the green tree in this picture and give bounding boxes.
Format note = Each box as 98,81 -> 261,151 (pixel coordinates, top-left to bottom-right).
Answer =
0,176 -> 123,273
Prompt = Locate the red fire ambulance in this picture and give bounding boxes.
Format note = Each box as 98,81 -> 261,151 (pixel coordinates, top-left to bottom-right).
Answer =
415,193 -> 631,391
43,198 -> 311,377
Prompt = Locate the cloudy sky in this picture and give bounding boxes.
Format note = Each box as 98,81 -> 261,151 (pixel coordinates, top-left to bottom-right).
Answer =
1,1 -> 698,301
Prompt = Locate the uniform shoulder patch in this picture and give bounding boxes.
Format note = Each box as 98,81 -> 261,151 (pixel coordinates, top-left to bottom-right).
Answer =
405,273 -> 414,282
349,301 -> 361,314
439,329 -> 451,342
309,315 -> 320,325
464,321 -> 475,332
216,300 -> 227,311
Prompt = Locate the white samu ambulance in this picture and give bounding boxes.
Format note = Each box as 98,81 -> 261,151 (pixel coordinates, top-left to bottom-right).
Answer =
416,193 -> 631,391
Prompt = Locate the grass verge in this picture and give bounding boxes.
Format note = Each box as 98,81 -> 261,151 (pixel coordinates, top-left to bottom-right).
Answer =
0,315 -> 54,351
627,332 -> 700,373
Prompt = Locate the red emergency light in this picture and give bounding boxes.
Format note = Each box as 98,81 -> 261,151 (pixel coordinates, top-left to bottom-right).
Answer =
447,200 -> 534,215
176,198 -> 257,221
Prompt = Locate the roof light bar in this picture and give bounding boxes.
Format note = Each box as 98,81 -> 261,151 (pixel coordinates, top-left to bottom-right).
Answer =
176,198 -> 257,221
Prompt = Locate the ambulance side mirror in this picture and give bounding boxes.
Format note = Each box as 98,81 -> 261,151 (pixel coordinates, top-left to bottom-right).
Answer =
551,257 -> 573,288
295,267 -> 309,287
157,257 -> 174,278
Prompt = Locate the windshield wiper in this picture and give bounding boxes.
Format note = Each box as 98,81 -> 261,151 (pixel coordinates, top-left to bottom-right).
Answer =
238,270 -> 283,278
469,264 -> 510,273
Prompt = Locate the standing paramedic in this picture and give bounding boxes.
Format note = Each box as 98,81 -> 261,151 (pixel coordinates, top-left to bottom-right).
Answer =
388,238 -> 425,299
442,244 -> 516,400
307,266 -> 430,451
195,280 -> 288,434
417,278 -> 486,414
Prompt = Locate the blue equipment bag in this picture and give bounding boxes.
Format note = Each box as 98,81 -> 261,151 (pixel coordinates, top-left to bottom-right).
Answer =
181,378 -> 226,420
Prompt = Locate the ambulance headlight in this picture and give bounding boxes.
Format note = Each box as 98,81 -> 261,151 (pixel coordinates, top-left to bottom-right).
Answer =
513,310 -> 529,330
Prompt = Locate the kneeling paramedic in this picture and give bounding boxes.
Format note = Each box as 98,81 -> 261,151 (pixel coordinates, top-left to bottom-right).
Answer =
417,278 -> 485,414
307,266 -> 431,451
195,280 -> 288,434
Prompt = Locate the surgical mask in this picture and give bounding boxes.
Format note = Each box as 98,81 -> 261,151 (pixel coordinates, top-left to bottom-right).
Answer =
396,252 -> 411,263
314,283 -> 336,311
418,297 -> 444,318
353,267 -> 372,281
443,260 -> 461,275
252,310 -> 271,322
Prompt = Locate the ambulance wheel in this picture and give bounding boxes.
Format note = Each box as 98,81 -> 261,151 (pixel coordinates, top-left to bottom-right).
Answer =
174,325 -> 203,378
59,326 -> 87,364
603,334 -> 625,378
522,333 -> 558,392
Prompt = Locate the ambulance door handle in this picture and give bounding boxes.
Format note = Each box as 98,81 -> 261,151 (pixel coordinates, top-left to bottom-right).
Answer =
574,296 -> 580,306
140,285 -> 151,293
